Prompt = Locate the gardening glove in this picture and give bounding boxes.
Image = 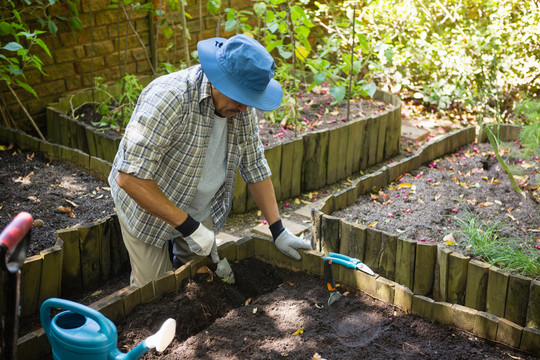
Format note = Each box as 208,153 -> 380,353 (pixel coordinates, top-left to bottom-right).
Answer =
175,214 -> 215,257
271,220 -> 312,260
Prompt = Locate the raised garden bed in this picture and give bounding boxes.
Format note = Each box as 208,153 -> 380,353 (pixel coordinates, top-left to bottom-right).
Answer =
311,125 -> 540,350
18,236 -> 540,359
5,116 -> 539,358
45,83 -> 402,211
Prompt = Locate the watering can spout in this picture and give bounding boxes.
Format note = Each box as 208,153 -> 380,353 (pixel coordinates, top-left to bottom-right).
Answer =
115,318 -> 177,360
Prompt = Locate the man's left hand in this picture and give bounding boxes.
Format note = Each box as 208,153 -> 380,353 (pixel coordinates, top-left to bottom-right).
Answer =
274,229 -> 312,260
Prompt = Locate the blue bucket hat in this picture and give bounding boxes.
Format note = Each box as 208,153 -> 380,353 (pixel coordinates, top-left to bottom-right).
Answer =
197,34 -> 283,111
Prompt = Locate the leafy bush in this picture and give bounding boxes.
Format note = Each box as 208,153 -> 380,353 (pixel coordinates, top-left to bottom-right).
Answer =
357,0 -> 540,113
91,75 -> 143,130
516,98 -> 540,156
0,0 -> 80,97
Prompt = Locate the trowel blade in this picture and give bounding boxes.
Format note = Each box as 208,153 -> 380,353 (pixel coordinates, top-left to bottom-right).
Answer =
215,257 -> 235,284
327,291 -> 342,306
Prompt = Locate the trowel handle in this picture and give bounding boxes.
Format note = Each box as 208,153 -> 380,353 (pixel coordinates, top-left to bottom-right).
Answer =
323,258 -> 337,292
40,298 -> 115,339
0,212 -> 33,253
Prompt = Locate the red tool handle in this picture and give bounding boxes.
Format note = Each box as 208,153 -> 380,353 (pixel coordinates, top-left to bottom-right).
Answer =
0,212 -> 33,253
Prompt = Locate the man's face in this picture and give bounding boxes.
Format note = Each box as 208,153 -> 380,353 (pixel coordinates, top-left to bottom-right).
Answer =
211,86 -> 248,118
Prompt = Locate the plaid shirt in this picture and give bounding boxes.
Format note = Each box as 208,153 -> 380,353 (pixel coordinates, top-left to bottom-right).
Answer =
108,65 -> 271,247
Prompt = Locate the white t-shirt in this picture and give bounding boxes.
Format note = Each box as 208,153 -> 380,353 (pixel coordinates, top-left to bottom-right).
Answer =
186,114 -> 228,221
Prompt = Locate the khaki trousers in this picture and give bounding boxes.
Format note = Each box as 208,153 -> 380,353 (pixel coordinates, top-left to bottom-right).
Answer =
118,215 -> 173,287
118,215 -> 214,287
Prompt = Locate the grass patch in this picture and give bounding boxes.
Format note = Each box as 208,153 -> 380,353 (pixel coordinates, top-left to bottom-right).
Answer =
451,211 -> 540,278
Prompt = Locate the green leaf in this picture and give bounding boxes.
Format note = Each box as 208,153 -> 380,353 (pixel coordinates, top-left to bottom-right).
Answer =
253,2 -> 266,16
14,79 -> 37,97
313,72 -> 326,85
357,33 -> 369,53
277,46 -> 292,59
68,1 -> 79,16
35,38 -> 52,57
224,19 -> 236,33
0,22 -> 13,36
362,82 -> 377,98
2,42 -> 23,51
8,64 -> 22,75
48,20 -> 58,35
162,25 -> 173,39
207,0 -> 221,16
69,17 -> 83,30
295,25 -> 310,39
330,86 -> 346,104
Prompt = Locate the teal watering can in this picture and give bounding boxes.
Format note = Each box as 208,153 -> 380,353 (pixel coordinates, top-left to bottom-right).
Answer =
40,298 -> 176,360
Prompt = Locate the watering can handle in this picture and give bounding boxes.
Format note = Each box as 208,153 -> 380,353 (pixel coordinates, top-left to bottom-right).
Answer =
40,298 -> 116,340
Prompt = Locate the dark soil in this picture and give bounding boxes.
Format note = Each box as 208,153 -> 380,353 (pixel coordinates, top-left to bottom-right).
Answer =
333,141 -> 540,278
0,144 -> 116,257
114,258 -> 537,360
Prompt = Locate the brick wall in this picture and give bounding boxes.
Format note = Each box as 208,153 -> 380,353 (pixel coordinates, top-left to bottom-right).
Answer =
2,0 -> 254,134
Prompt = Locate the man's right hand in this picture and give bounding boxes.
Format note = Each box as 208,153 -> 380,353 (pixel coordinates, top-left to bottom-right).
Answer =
176,215 -> 215,256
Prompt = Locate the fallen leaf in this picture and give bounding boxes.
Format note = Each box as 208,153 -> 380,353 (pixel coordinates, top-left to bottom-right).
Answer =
293,328 -> 304,335
64,199 -> 79,207
443,233 -> 456,246
434,193 -> 442,201
295,198 -> 300,205
57,206 -> 75,218
13,171 -> 35,185
368,221 -> 378,227
506,214 -> 519,223
245,298 -> 252,306
252,307 -> 258,314
397,183 -> 413,188
257,210 -> 262,217
478,202 -> 494,208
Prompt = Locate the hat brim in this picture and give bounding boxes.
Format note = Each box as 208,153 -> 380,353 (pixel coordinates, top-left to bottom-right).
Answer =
197,37 -> 283,111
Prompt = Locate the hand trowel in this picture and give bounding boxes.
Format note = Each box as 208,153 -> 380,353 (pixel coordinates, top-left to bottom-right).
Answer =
215,257 -> 235,284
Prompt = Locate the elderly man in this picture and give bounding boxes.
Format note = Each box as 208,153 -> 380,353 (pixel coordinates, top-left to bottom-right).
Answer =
109,34 -> 312,287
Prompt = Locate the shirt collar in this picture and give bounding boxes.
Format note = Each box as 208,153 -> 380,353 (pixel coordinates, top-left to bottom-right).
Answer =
200,71 -> 213,103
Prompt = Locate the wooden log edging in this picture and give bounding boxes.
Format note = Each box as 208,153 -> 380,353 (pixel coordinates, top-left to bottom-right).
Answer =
17,215 -> 130,320
17,234 -> 540,359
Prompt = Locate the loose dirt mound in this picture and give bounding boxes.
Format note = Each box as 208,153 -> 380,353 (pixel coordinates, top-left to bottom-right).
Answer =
114,258 -> 536,360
